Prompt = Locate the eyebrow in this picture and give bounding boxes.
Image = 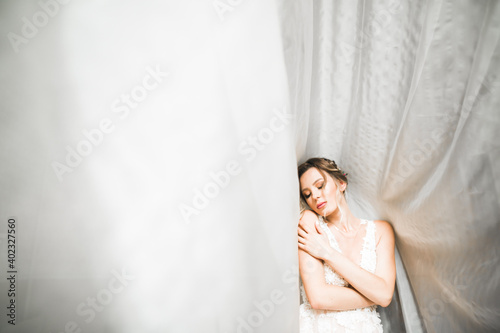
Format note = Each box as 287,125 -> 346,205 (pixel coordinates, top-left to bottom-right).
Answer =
301,178 -> 324,193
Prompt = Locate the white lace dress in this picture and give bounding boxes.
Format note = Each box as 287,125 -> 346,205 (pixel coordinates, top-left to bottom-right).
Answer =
299,216 -> 383,333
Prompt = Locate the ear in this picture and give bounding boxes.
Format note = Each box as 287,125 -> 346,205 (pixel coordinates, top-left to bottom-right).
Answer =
340,181 -> 347,193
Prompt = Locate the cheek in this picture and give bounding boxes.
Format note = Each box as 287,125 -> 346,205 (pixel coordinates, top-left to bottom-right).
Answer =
324,184 -> 336,200
323,184 -> 332,195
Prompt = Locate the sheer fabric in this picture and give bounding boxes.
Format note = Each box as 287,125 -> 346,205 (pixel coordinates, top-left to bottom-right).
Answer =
280,0 -> 500,332
0,0 -> 499,332
0,0 -> 299,332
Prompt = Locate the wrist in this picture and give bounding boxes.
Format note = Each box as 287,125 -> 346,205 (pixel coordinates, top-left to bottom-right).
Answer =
322,247 -> 336,262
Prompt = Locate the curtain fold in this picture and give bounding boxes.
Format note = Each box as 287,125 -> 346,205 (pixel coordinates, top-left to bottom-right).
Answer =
1,0 -> 499,332
1,1 -> 299,332
281,0 -> 500,332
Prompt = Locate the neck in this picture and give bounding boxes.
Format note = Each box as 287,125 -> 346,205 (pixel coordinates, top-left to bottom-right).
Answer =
323,199 -> 358,233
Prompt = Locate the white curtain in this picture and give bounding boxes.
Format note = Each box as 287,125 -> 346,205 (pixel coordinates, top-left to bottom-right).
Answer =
1,0 -> 299,332
281,0 -> 500,332
0,1 -> 499,333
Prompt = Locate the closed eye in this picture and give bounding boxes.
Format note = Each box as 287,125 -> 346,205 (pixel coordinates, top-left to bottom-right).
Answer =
303,183 -> 324,199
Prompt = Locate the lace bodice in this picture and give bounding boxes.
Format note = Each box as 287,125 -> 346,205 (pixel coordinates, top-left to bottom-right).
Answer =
299,215 -> 383,332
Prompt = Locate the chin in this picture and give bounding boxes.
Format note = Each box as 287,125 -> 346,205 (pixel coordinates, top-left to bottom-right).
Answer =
321,206 -> 335,217
312,207 -> 327,216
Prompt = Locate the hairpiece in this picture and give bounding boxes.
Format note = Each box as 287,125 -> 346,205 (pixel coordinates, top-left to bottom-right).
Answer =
324,158 -> 347,177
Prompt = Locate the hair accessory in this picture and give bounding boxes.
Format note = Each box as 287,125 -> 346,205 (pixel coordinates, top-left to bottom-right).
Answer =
325,158 -> 347,177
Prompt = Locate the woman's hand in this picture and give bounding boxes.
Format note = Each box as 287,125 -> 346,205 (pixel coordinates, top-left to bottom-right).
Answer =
298,219 -> 335,261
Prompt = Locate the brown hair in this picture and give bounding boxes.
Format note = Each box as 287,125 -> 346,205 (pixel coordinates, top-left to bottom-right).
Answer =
297,157 -> 348,203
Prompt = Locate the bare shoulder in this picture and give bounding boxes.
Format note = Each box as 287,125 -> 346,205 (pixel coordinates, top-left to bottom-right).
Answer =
299,210 -> 320,229
373,220 -> 395,246
374,220 -> 394,233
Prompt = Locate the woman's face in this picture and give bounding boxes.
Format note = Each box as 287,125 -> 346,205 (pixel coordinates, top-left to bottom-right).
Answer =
299,167 -> 345,217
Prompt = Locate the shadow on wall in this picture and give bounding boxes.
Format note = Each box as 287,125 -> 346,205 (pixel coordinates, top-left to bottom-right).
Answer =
379,246 -> 427,333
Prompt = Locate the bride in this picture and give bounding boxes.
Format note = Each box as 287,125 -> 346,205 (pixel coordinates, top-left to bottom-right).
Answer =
297,157 -> 396,332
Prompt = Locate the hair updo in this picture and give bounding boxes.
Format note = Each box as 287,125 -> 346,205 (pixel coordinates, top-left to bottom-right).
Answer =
297,157 -> 348,203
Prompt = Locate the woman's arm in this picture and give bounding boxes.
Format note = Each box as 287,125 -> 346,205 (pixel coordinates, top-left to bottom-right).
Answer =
299,216 -> 396,307
298,210 -> 377,310
323,220 -> 395,307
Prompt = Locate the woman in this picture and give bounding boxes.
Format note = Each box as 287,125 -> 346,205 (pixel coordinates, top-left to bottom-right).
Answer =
297,157 -> 396,332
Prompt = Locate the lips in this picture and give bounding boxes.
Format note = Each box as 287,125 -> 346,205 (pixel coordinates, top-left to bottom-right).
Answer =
317,202 -> 326,209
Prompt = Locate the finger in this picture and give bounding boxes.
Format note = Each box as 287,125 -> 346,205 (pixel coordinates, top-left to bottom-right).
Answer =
297,228 -> 308,238
298,235 -> 306,245
315,221 -> 323,234
298,223 -> 309,233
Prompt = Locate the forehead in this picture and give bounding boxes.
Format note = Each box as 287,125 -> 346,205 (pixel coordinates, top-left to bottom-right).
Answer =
300,167 -> 328,189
